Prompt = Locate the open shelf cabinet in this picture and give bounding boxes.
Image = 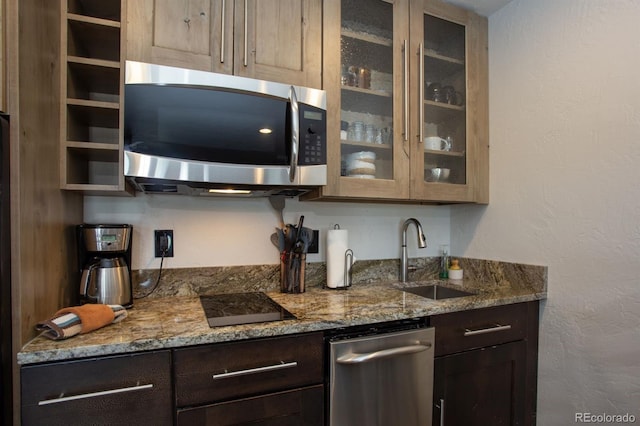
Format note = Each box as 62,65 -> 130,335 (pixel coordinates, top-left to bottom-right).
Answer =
60,0 -> 132,194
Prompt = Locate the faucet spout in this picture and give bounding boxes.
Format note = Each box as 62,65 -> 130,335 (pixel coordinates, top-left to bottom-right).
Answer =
401,218 -> 427,282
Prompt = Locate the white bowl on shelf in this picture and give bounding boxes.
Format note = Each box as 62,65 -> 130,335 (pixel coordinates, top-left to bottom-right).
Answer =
425,167 -> 450,182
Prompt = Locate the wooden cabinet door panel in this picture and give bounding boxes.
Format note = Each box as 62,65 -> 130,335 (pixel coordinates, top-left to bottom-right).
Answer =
153,0 -> 212,56
177,385 -> 324,426
431,302 -> 528,357
235,0 -> 322,88
127,0 -> 233,73
433,341 -> 526,426
21,351 -> 172,426
174,332 -> 324,407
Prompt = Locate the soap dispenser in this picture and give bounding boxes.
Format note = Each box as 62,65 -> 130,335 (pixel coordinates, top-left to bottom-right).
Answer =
439,244 -> 449,279
448,259 -> 463,280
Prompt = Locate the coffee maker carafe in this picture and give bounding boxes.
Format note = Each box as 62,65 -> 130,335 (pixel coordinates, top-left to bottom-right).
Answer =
77,224 -> 133,308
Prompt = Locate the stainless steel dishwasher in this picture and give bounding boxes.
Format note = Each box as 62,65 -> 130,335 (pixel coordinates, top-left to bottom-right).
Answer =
327,320 -> 435,426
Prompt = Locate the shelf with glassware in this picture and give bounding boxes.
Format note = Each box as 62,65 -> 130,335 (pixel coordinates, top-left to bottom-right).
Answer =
419,10 -> 470,189
300,0 -> 410,200
340,107 -> 395,180
339,22 -> 396,182
422,95 -> 466,186
61,0 -> 131,194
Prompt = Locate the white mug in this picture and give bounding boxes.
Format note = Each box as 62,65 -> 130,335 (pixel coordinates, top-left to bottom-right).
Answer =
424,136 -> 451,151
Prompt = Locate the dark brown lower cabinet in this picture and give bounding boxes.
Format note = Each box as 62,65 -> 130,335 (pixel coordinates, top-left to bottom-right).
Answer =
174,332 -> 325,426
430,301 -> 539,426
21,350 -> 172,426
433,341 -> 526,425
177,384 -> 324,426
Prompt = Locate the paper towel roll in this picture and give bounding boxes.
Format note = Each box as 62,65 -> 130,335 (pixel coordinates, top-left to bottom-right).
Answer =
326,229 -> 349,288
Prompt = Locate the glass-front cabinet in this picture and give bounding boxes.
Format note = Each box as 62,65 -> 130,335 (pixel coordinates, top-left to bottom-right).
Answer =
418,13 -> 467,188
307,0 -> 488,203
319,0 -> 411,200
408,0 -> 488,202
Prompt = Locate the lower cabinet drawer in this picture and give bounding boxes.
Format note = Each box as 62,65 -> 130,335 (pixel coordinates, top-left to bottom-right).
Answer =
174,332 -> 324,407
431,302 -> 529,356
176,384 -> 324,426
21,350 -> 172,426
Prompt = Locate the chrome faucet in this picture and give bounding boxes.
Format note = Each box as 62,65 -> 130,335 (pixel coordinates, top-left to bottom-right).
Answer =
401,218 -> 427,282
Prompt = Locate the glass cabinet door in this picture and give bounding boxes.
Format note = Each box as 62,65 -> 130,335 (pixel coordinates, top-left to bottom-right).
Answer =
321,0 -> 410,200
421,13 -> 467,187
340,0 -> 394,180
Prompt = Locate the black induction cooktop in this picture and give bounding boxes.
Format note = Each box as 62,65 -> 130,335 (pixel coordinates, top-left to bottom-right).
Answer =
200,292 -> 296,327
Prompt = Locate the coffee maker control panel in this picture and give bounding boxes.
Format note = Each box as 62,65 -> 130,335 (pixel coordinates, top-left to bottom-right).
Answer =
95,233 -> 121,251
81,225 -> 131,252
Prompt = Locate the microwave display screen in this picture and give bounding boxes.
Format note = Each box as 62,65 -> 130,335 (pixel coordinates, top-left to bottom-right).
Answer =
304,111 -> 323,121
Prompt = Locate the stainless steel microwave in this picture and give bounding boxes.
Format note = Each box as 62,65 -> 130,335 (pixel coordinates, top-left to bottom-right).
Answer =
123,61 -> 327,196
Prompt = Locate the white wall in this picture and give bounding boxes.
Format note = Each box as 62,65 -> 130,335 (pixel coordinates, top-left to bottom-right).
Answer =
452,0 -> 640,423
85,195 -> 450,270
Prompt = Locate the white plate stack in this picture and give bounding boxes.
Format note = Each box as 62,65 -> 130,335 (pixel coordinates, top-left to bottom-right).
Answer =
345,151 -> 376,179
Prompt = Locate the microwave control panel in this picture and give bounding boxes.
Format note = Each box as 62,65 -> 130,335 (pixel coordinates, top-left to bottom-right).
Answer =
299,105 -> 326,165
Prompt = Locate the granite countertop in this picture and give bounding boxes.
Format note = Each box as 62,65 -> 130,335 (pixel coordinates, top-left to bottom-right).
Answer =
18,274 -> 546,365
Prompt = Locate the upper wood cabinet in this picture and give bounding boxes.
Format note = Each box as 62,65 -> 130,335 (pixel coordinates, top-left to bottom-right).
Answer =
304,0 -> 488,203
126,0 -> 322,88
60,0 -> 131,194
409,0 -> 489,203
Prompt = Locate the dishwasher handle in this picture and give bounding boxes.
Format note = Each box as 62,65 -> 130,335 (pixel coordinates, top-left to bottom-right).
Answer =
336,343 -> 431,364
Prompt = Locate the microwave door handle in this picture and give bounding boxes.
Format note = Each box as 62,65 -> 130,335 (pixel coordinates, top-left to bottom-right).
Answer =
289,86 -> 299,183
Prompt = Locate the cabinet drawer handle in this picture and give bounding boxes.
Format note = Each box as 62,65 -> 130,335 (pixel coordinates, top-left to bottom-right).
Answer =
435,398 -> 445,426
418,42 -> 424,143
243,0 -> 248,66
402,39 -> 409,142
220,0 -> 226,63
212,361 -> 298,379
463,323 -> 512,336
38,383 -> 153,406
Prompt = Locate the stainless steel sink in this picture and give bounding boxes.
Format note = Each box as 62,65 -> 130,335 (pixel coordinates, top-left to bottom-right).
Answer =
400,284 -> 476,300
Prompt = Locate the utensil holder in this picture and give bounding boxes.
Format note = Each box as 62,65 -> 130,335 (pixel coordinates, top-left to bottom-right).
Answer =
280,251 -> 306,293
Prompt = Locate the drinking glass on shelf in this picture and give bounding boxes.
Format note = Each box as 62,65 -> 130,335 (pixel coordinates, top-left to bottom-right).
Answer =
365,124 -> 376,143
352,121 -> 364,141
375,129 -> 383,144
358,67 -> 371,89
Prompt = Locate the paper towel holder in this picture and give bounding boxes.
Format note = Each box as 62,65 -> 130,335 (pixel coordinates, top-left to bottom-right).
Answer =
343,249 -> 354,289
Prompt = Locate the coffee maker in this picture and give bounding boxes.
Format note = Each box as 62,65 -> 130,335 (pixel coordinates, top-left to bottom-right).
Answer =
77,224 -> 133,308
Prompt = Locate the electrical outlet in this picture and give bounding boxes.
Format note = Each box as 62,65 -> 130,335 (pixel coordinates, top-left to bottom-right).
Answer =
307,229 -> 319,254
154,230 -> 174,258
